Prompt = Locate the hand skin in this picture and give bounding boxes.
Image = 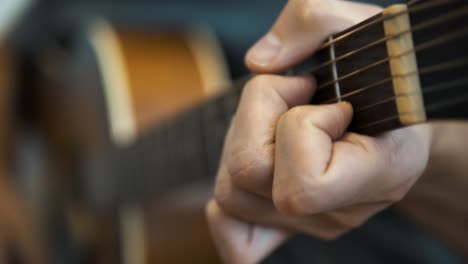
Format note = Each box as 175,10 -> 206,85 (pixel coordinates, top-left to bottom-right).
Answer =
205,1 -> 436,263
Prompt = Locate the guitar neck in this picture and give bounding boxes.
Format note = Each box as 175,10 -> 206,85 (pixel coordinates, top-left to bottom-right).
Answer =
83,0 -> 468,207
296,0 -> 468,134
410,0 -> 468,120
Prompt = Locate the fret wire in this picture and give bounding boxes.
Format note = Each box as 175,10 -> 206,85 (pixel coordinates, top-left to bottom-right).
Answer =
316,26 -> 468,90
328,36 -> 342,101
316,0 -> 460,52
307,6 -> 467,76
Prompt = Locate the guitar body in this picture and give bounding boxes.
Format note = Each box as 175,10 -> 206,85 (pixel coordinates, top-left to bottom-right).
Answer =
32,20 -> 229,263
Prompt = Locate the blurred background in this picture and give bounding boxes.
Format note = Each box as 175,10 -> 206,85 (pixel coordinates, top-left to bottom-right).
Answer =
2,0 -> 453,264
2,1 -> 287,263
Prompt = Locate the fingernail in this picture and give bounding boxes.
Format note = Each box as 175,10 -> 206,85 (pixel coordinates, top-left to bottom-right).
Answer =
246,32 -> 282,66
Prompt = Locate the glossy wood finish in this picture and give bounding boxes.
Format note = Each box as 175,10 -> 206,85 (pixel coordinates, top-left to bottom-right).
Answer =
102,24 -> 224,263
116,29 -> 209,131
107,24 -> 227,264
34,21 -> 229,263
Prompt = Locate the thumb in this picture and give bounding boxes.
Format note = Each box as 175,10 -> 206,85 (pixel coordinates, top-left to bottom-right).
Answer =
206,200 -> 290,264
246,0 -> 381,73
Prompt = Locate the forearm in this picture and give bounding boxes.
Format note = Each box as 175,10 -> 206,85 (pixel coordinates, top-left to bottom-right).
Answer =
397,122 -> 468,257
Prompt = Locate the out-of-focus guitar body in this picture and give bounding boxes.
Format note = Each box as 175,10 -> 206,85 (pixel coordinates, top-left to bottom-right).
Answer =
0,41 -> 44,264
32,20 -> 229,263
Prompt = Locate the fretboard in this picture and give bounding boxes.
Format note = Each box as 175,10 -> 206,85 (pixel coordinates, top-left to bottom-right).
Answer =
83,0 -> 468,208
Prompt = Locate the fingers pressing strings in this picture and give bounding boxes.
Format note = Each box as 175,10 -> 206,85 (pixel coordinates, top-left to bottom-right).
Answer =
226,75 -> 316,198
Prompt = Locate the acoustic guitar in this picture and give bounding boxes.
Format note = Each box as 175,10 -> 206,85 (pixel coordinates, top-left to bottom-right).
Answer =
30,20 -> 229,263
30,0 -> 467,262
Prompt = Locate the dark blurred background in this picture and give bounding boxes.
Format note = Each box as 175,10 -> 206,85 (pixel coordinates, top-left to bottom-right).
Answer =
13,0 -> 405,77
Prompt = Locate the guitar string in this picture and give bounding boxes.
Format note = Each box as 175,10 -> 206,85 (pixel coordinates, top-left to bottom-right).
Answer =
353,92 -> 468,131
200,1 -> 467,133
350,63 -> 468,131
319,57 -> 468,131
316,26 -> 468,91
307,7 -> 467,76
323,57 -> 468,106
353,76 -> 468,114
217,57 -> 468,133
316,0 -> 460,52
225,2 -> 465,100
220,32 -> 467,129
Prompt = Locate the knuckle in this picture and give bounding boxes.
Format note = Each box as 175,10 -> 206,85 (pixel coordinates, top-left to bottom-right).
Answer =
226,147 -> 272,186
329,212 -> 365,230
280,106 -> 309,129
385,189 -> 407,203
244,75 -> 273,95
386,133 -> 404,169
296,0 -> 330,26
204,200 -> 218,221
213,177 -> 234,210
304,227 -> 345,241
320,231 -> 342,241
323,229 -> 347,241
273,179 -> 318,216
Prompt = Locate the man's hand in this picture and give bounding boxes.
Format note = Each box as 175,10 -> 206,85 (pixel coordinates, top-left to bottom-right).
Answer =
206,1 -> 433,263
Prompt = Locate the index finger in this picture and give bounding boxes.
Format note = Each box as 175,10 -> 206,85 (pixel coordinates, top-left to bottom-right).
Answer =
225,74 -> 315,197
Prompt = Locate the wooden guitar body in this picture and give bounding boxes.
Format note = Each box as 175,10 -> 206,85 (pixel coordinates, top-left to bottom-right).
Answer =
32,20 -> 229,263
